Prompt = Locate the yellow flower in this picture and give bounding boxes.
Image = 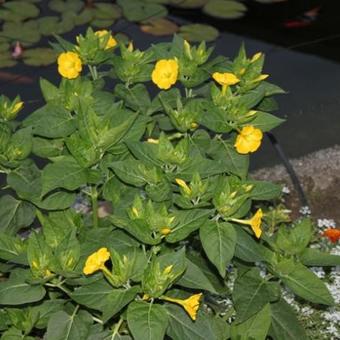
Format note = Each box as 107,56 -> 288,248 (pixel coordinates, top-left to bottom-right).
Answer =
83,247 -> 110,275
231,209 -> 263,238
212,72 -> 239,86
162,293 -> 203,320
163,265 -> 173,275
152,59 -> 179,90
212,72 -> 239,95
251,52 -> 262,63
160,227 -> 172,235
175,178 -> 192,196
12,101 -> 23,114
234,125 -> 263,154
57,52 -> 82,79
95,30 -> 117,49
253,74 -> 269,82
147,138 -> 159,144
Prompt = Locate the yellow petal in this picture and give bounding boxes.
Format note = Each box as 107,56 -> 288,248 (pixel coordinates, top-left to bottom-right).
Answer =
83,247 -> 110,275
212,72 -> 239,86
251,52 -> 262,63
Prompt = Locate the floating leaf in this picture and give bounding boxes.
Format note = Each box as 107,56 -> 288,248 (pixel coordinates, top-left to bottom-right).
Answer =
2,21 -> 41,44
179,24 -> 219,42
23,48 -> 57,66
1,1 -> 40,21
117,0 -> 168,22
140,18 -> 178,36
170,0 -> 209,8
91,19 -> 116,28
37,16 -> 60,36
74,9 -> 94,26
203,0 -> 247,19
0,53 -> 17,68
48,0 -> 83,13
93,3 -> 122,20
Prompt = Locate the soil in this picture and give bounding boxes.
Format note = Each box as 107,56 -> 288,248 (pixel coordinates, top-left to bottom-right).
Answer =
251,145 -> 340,225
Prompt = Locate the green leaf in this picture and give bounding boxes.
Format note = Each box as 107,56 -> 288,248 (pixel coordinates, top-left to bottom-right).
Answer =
247,112 -> 285,132
233,268 -> 272,323
49,0 -> 83,13
166,304 -> 217,340
0,195 -> 35,235
177,258 -> 219,294
0,277 -> 45,305
41,156 -> 88,196
187,252 -> 227,294
179,24 -> 219,42
32,300 -> 66,329
231,303 -> 271,340
7,160 -> 41,201
45,310 -> 92,340
23,48 -> 57,66
115,84 -> 153,114
34,191 -> 76,210
71,280 -> 139,322
208,140 -> 249,179
23,104 -> 76,138
38,16 -> 60,35
275,259 -> 334,305
275,219 -> 313,255
127,302 -> 169,340
269,299 -> 307,340
117,0 -> 167,22
166,209 -> 211,243
299,248 -> 340,267
3,1 -> 40,20
200,221 -> 236,277
203,0 -> 247,19
248,180 -> 282,200
234,227 -> 266,263
0,233 -> 25,262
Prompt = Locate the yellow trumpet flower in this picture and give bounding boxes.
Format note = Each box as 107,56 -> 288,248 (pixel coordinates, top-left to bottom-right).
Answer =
162,293 -> 203,320
234,125 -> 263,154
212,72 -> 240,95
231,209 -> 263,238
83,247 -> 110,275
175,178 -> 192,196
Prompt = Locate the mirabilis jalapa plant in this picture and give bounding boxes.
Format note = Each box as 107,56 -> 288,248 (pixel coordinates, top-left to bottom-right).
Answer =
0,29 -> 339,340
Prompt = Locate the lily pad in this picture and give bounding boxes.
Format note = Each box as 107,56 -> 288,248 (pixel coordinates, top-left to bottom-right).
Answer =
0,53 -> 17,68
22,48 -> 57,66
49,0 -> 83,13
93,3 -> 122,20
90,19 -> 116,28
38,16 -> 60,36
140,18 -> 179,36
117,0 -> 168,22
74,8 -> 94,26
2,1 -> 40,20
0,42 -> 10,52
179,23 -> 219,42
203,0 -> 247,19
170,0 -> 209,8
2,21 -> 41,44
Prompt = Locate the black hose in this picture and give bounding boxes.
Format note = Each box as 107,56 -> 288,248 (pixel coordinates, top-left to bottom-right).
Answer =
266,132 -> 309,208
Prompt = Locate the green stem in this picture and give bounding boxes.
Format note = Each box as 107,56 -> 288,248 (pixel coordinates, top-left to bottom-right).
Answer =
91,186 -> 98,228
102,266 -> 117,288
111,317 -> 124,340
88,65 -> 98,81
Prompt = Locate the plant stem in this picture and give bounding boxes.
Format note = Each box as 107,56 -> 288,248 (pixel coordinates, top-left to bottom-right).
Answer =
91,186 -> 98,228
88,65 -> 98,81
111,317 -> 124,340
